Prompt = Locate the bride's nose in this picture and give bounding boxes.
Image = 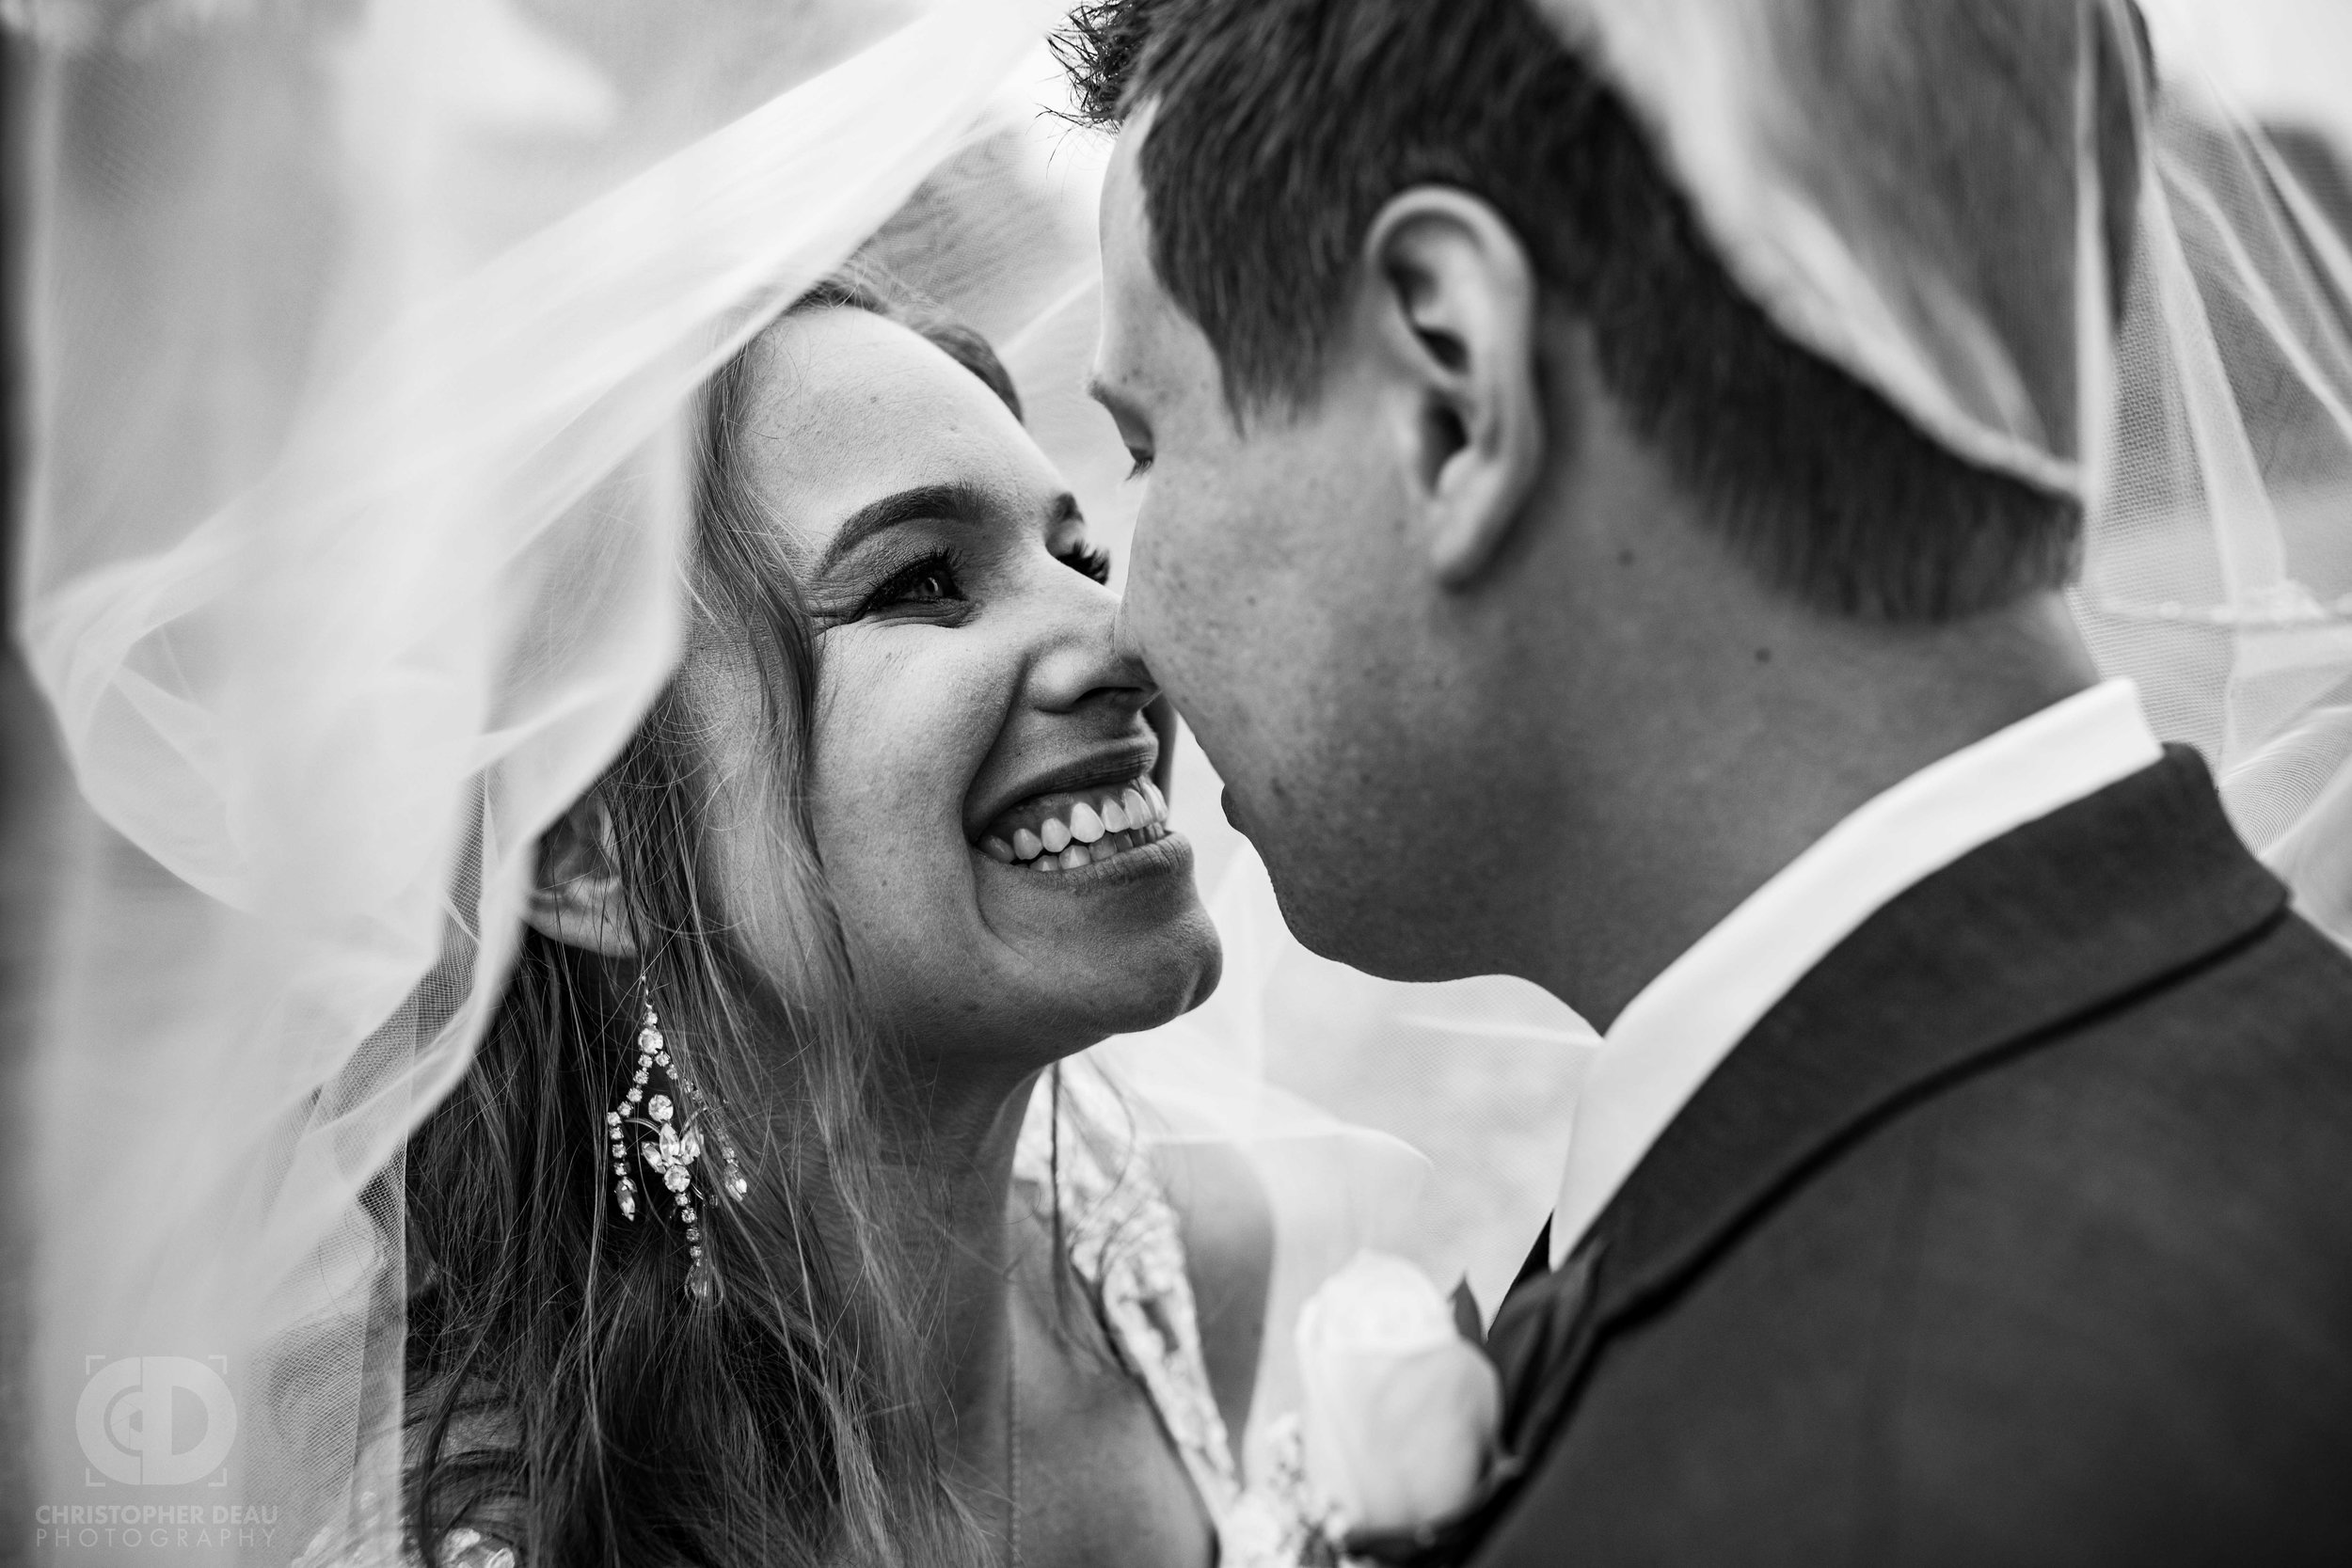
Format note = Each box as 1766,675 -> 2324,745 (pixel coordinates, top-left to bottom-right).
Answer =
1027,593 -> 1156,719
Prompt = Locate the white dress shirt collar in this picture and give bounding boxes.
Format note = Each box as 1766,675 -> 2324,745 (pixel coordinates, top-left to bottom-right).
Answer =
1549,679 -> 2164,1266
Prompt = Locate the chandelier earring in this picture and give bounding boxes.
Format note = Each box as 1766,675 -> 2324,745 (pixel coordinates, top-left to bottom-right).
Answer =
606,973 -> 751,1303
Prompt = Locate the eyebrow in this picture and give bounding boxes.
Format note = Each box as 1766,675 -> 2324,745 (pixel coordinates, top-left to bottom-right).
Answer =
813,481 -> 1083,576
814,482 -> 988,577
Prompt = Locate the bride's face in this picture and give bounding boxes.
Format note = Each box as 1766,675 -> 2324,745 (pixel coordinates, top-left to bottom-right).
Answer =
717,305 -> 1220,1065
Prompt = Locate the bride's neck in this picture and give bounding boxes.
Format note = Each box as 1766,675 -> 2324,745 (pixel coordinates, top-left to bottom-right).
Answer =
871,1057 -> 1047,1446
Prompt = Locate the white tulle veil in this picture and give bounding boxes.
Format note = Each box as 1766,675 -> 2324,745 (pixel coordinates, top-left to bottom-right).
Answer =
12,0 -> 1090,1556
9,0 -> 2351,1561
1519,0 -> 2352,896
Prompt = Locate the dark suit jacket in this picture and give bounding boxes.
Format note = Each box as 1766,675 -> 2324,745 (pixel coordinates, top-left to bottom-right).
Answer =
1470,748 -> 2352,1567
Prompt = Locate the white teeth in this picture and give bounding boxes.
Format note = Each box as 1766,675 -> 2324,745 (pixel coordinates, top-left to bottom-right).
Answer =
1003,820 -> 1172,872
988,778 -> 1176,871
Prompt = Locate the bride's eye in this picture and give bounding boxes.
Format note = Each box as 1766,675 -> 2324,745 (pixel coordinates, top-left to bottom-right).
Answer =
856,550 -> 966,618
1057,543 -> 1113,585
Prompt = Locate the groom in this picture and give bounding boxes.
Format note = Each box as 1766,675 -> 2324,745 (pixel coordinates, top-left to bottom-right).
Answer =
1067,0 -> 2352,1561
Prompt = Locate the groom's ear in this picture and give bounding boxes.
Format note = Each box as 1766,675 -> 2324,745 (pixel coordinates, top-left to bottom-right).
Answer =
524,791 -> 641,959
1359,188 -> 1546,587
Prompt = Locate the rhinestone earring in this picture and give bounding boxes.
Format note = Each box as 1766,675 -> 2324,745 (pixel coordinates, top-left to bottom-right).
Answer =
607,974 -> 750,1303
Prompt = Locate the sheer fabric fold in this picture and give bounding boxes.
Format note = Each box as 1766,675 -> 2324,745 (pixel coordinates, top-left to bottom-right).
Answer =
1534,0 -> 2139,501
1528,0 -> 2352,939
15,1 -> 1064,1558
2080,47 -> 2352,939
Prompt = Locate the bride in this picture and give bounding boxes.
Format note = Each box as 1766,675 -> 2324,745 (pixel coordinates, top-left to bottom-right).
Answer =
401,277 -> 1267,1567
13,9 -> 1421,1565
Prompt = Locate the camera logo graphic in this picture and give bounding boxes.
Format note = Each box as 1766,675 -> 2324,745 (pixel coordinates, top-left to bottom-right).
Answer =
76,1357 -> 239,1486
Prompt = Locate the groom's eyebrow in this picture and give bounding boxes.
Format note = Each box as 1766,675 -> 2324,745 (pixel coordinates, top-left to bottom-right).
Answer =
816,482 -> 992,575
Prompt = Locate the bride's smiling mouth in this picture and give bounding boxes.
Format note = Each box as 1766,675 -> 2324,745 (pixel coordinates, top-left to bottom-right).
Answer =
969,752 -> 1175,875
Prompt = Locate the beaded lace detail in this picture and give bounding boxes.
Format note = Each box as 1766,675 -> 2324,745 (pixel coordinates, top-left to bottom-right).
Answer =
1015,1060 -> 1315,1568
1013,1061 -> 1243,1524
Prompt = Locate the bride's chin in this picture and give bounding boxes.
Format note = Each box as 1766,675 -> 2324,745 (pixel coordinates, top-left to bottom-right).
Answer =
954,829 -> 1220,1021
1026,907 -> 1222,1037
1063,938 -> 1222,1040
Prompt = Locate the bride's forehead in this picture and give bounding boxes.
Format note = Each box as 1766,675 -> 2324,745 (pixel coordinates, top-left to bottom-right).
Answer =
746,307 -> 995,428
747,310 -> 1017,455
734,307 -> 1044,535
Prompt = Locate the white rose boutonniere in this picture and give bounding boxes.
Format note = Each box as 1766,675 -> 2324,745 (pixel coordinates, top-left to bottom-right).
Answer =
1294,1251 -> 1502,1541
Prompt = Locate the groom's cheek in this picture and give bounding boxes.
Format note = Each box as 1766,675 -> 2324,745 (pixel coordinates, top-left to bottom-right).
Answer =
1120,505 -> 1205,699
1127,483 -> 1265,767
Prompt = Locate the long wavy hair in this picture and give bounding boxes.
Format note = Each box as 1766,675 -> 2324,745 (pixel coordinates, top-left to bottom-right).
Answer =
402,279 -> 1027,1568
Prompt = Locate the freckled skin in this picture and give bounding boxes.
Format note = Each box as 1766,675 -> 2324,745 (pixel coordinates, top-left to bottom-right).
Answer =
529,307 -> 1237,1568
707,309 -> 1231,1568
704,307 -> 1220,1074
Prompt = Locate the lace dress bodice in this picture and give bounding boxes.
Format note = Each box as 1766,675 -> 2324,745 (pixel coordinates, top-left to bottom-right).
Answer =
1014,1060 -> 1315,1568
323,1061 -> 1311,1568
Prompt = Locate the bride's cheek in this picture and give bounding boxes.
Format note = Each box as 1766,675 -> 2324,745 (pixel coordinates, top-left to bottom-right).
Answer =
803,660 -> 908,881
812,657 -> 972,861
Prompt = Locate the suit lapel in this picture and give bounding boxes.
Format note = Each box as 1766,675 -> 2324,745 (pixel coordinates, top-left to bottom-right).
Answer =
1492,747 -> 2287,1464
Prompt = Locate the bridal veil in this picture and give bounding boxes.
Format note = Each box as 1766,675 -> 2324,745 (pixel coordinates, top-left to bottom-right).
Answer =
13,0 -> 1082,1553
8,0 -> 2348,1561
1525,0 -> 2352,918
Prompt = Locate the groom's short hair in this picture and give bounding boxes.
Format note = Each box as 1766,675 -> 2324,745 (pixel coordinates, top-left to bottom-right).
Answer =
1060,0 -> 2143,622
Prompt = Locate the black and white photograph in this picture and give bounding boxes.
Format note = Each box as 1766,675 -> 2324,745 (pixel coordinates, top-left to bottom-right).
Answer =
1,0 -> 2348,1564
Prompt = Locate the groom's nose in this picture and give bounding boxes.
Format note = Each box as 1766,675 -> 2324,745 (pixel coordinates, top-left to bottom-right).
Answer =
1109,595 -> 1151,672
1107,599 -> 1184,794
1029,601 -> 1158,721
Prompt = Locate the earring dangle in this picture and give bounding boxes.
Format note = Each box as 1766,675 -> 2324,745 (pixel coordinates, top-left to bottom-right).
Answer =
607,974 -> 750,1303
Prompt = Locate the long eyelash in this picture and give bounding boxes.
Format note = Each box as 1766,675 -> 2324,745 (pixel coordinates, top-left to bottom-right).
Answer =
855,547 -> 964,618
1058,543 -> 1113,585
1126,453 -> 1155,481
